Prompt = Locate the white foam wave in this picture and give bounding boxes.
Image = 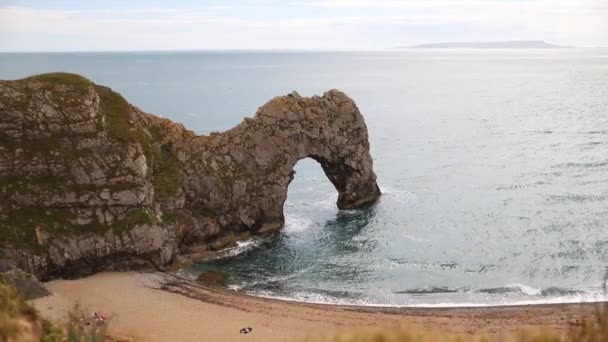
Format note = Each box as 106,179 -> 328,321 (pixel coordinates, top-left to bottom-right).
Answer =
315,197 -> 337,208
250,290 -> 370,307
505,283 -> 542,296
377,186 -> 417,203
284,213 -> 315,233
245,289 -> 608,308
227,284 -> 243,291
408,293 -> 608,308
224,238 -> 262,257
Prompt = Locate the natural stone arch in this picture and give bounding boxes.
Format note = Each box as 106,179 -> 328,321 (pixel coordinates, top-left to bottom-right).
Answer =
0,73 -> 380,278
184,90 -> 381,237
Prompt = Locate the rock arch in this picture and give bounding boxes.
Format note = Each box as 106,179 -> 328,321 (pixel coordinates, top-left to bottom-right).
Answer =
0,73 -> 380,278
183,90 -> 381,237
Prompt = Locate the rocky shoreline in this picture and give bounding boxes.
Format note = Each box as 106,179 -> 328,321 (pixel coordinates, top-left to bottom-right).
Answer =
0,73 -> 380,283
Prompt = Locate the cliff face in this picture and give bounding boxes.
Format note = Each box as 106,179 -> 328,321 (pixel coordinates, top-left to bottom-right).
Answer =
0,73 -> 380,280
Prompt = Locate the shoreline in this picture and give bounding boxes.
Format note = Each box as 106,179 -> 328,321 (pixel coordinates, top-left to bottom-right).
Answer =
30,272 -> 603,341
222,287 -> 608,310
165,272 -> 608,312
176,267 -> 608,309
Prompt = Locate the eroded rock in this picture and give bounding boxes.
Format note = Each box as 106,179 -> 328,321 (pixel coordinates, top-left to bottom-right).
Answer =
0,268 -> 50,300
0,73 -> 380,280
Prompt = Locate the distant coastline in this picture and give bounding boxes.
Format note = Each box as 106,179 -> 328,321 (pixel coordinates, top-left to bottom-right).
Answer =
402,40 -> 573,49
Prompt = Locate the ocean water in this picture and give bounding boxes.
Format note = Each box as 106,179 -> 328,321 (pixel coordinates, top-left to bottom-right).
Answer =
2,49 -> 608,307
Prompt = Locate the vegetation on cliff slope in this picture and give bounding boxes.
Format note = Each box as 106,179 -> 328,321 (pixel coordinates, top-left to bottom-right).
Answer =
0,73 -> 176,253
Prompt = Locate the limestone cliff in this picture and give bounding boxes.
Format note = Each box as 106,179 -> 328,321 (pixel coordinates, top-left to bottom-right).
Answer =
0,73 -> 381,280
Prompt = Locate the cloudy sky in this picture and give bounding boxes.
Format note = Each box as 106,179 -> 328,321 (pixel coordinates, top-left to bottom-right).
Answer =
0,0 -> 606,51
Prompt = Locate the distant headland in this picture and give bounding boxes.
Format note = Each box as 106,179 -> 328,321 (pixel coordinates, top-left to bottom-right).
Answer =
402,40 -> 573,49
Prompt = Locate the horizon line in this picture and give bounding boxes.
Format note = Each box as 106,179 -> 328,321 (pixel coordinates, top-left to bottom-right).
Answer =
2,46 -> 608,54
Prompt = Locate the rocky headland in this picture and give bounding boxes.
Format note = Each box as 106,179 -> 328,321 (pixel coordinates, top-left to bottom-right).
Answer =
0,73 -> 380,281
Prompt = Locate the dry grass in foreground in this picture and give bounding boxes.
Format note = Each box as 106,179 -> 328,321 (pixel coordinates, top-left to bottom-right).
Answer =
0,284 -> 108,342
307,304 -> 608,342
0,284 -> 43,342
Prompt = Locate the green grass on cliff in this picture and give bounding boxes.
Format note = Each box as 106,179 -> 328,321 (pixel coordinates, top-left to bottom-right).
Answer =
96,85 -> 141,143
21,73 -> 92,87
22,73 -> 95,113
4,73 -> 183,198
152,144 -> 181,196
0,208 -> 75,253
0,73 -> 181,251
0,207 -> 156,253
1,73 -> 98,166
95,83 -> 161,160
96,85 -> 182,197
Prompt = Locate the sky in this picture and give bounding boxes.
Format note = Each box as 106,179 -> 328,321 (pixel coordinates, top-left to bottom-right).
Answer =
0,0 -> 607,51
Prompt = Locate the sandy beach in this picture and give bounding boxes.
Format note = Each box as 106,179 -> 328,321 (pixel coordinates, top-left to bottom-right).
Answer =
28,272 -> 601,342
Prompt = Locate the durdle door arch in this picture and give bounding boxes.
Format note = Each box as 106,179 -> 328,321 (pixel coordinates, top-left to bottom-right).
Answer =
184,90 -> 382,236
0,74 -> 380,280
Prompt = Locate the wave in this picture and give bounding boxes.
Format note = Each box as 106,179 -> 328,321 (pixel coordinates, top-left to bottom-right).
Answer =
227,284 -> 244,291
547,193 -> 608,203
247,286 -> 608,308
250,289 -> 372,307
406,294 -> 608,308
283,213 -> 315,233
394,286 -> 459,295
525,130 -> 553,135
552,160 -> 608,168
223,238 -> 263,258
478,283 -> 541,296
397,284 -> 591,297
392,284 -> 543,296
496,181 -> 548,191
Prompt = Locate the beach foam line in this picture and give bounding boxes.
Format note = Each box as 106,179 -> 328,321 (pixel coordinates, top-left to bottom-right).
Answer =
247,290 -> 608,308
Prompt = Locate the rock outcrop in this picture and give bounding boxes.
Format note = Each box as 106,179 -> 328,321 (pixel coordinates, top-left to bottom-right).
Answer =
0,73 -> 381,280
0,268 -> 50,300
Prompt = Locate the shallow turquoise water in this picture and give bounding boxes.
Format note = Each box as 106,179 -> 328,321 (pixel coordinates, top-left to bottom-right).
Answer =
2,49 -> 608,306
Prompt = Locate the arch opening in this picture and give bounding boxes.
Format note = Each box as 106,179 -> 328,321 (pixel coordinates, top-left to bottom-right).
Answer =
286,158 -> 338,207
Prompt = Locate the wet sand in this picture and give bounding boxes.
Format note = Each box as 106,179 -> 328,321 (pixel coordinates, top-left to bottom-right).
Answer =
30,272 -> 601,341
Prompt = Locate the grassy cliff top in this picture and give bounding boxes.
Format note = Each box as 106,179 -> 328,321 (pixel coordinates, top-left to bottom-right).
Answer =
15,72 -> 93,86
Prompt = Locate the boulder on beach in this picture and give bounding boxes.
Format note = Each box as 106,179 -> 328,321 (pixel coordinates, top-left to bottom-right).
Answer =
0,268 -> 50,300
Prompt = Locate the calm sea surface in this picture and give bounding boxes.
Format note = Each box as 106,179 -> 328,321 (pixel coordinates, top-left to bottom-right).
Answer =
2,49 -> 608,306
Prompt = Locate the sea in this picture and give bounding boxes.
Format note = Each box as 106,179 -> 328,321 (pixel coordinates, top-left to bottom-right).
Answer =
2,49 -> 607,307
